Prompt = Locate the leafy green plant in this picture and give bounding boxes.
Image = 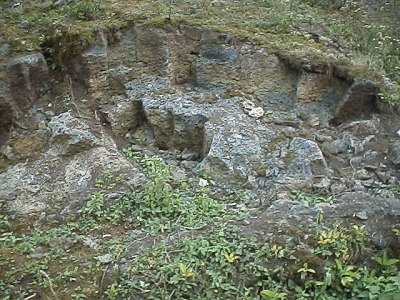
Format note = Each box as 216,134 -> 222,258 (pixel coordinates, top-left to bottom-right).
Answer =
0,232 -> 20,248
372,252 -> 399,275
290,190 -> 334,204
388,184 -> 400,197
0,199 -> 18,248
314,223 -> 367,262
297,263 -> 316,281
261,289 -> 288,300
334,259 -> 360,287
71,289 -> 87,300
122,150 -> 241,233
104,283 -> 121,300
95,172 -> 127,190
0,199 -> 11,230
117,226 -> 275,299
79,191 -> 105,220
393,227 -> 400,237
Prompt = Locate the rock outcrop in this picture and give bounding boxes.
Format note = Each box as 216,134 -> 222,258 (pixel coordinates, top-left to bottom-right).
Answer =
0,24 -> 399,249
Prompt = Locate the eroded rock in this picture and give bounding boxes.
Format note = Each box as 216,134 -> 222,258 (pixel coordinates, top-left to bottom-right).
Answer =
48,111 -> 99,155
391,141 -> 400,169
0,25 -> 398,253
253,192 -> 400,250
104,96 -> 145,137
7,53 -> 50,110
295,72 -> 335,104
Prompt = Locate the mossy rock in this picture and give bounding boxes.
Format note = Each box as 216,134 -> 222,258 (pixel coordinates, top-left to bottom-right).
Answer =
11,134 -> 47,160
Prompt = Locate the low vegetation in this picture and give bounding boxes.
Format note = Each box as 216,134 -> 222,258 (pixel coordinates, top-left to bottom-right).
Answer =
290,190 -> 335,204
110,224 -> 399,299
1,149 -> 399,299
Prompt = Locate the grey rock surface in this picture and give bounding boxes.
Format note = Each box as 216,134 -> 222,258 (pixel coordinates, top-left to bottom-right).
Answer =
252,192 -> 400,249
7,53 -> 50,110
391,141 -> 400,168
287,137 -> 329,182
0,146 -> 144,214
0,24 -> 399,250
48,111 -> 100,155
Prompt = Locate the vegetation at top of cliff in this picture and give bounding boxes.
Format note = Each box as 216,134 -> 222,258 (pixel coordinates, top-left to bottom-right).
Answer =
0,0 -> 398,94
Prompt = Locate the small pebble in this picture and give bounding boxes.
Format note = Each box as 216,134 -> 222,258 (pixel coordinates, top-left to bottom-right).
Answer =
199,178 -> 208,187
249,107 -> 264,118
355,211 -> 368,220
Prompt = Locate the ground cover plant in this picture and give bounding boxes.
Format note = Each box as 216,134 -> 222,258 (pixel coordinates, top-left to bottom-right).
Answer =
1,149 -> 399,299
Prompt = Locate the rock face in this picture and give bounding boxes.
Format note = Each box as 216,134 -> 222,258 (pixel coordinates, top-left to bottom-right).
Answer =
0,53 -> 50,146
252,192 -> 400,251
7,53 -> 50,114
0,24 -> 399,247
391,141 -> 400,169
295,72 -> 344,105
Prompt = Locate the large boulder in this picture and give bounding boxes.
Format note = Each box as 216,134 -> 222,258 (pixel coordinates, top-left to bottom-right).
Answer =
287,137 -> 329,183
253,192 -> 400,252
0,146 -> 144,215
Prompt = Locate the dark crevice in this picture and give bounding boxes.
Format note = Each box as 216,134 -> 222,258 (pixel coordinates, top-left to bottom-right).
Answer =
40,40 -> 57,70
139,108 -> 209,160
0,104 -> 13,147
171,113 -> 208,159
